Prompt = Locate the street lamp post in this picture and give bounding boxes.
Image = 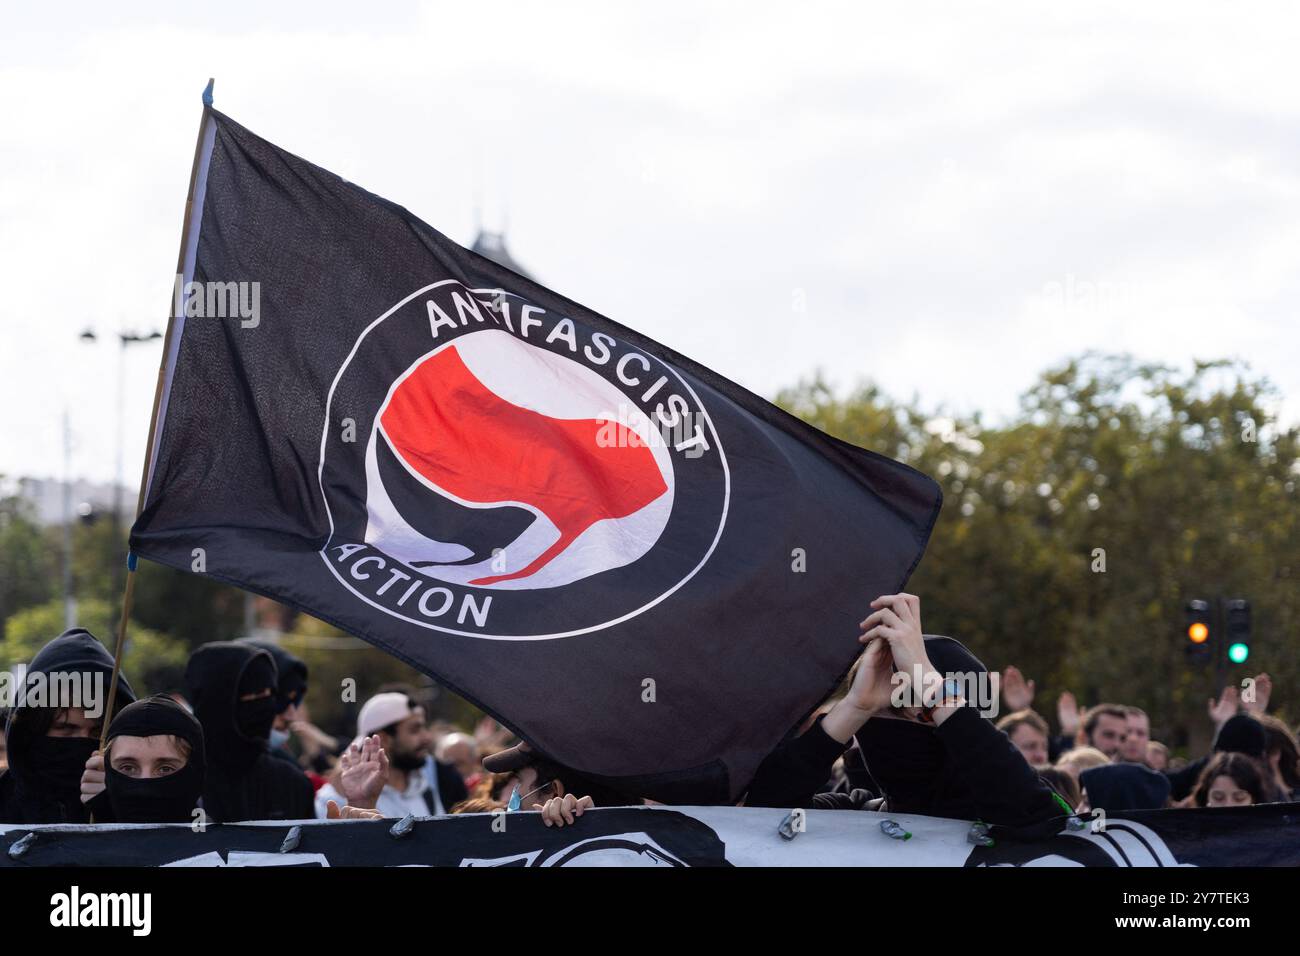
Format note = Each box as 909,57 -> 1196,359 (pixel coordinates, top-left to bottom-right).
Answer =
78,327 -> 163,628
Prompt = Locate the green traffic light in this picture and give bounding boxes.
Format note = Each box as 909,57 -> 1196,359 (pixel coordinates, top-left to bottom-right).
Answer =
1228,642 -> 1250,664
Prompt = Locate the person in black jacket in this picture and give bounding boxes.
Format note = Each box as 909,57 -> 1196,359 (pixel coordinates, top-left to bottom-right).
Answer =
745,593 -> 1065,828
0,628 -> 136,824
184,642 -> 314,822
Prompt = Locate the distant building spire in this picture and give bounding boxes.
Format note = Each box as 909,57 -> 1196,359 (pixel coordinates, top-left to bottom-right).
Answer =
470,229 -> 535,281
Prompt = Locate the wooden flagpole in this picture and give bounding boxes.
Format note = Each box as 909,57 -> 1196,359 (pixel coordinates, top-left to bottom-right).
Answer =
97,79 -> 216,752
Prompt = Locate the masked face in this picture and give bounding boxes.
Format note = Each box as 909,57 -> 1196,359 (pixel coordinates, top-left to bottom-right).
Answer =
236,690 -> 277,742
27,734 -> 99,796
105,734 -> 203,823
46,707 -> 102,739
105,766 -> 202,823
271,698 -> 302,734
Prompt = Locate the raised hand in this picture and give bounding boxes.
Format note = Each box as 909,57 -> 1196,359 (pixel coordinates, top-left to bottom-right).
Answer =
1242,673 -> 1272,715
860,593 -> 931,679
1057,691 -> 1080,737
846,636 -> 896,715
1208,685 -> 1240,728
823,638 -> 896,744
1001,665 -> 1036,712
338,734 -> 389,810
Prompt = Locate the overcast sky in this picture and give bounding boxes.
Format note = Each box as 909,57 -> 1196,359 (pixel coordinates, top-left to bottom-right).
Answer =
3,1 -> 1299,487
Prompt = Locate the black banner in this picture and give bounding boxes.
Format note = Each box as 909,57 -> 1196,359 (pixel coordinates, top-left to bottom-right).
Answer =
5,804 -> 1299,868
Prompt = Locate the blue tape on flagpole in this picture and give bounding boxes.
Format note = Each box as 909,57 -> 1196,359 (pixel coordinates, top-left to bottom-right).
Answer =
127,552 -> 138,572
202,79 -> 214,107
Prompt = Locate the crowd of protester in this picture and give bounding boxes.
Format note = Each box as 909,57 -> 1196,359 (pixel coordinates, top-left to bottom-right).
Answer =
1,592 -> 1296,835
991,669 -> 1299,813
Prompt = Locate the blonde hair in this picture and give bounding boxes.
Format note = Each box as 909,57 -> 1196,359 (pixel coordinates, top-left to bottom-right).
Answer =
449,796 -> 505,815
1057,746 -> 1110,775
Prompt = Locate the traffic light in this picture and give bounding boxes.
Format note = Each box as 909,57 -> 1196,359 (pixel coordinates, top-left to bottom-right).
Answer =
1185,599 -> 1212,665
1226,599 -> 1251,665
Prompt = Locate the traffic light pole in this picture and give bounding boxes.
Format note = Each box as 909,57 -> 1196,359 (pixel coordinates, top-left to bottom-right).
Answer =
1213,594 -> 1226,696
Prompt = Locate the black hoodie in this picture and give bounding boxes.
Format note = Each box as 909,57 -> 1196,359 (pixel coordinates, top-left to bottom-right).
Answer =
246,639 -> 310,768
0,628 -> 137,824
183,642 -> 313,822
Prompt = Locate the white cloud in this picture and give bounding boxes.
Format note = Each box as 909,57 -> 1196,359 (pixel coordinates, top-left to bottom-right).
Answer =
2,0 -> 1299,486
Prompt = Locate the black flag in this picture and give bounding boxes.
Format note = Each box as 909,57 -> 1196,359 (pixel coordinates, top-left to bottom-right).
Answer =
131,106 -> 942,802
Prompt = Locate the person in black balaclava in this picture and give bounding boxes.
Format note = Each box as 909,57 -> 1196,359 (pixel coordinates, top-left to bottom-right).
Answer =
0,628 -> 136,824
184,642 -> 313,823
100,695 -> 206,823
745,593 -> 1064,828
246,640 -> 308,763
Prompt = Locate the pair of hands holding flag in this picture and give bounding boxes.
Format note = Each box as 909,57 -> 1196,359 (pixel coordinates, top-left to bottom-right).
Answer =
822,592 -> 959,745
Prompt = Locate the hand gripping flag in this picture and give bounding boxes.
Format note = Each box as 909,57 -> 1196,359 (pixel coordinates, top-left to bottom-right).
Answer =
131,105 -> 942,803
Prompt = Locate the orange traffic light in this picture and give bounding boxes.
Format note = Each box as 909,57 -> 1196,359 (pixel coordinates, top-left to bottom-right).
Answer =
1185,599 -> 1212,665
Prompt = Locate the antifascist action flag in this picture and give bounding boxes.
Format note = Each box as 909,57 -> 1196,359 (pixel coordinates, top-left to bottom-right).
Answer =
131,105 -> 942,802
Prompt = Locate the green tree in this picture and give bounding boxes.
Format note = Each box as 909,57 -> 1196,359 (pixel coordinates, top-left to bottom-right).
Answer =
277,615 -> 485,739
779,354 -> 1300,752
130,560 -> 247,650
0,490 -> 58,637
1,598 -> 191,698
